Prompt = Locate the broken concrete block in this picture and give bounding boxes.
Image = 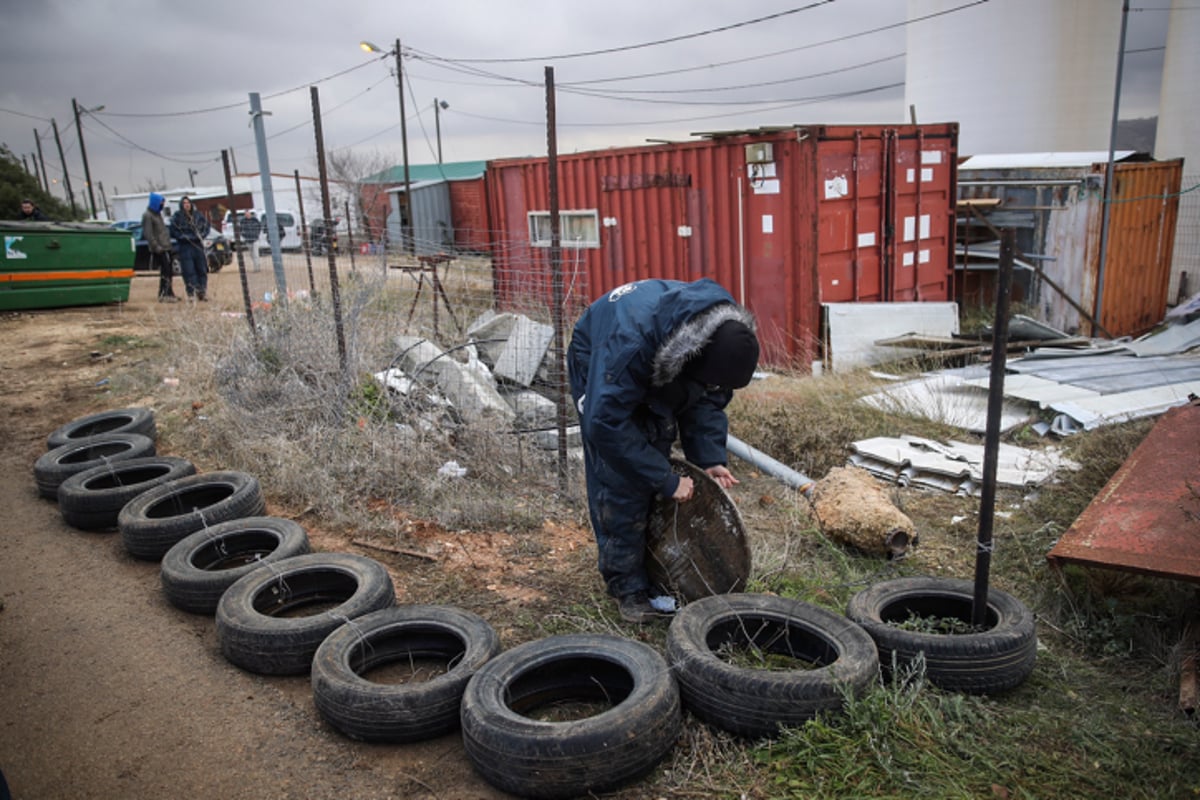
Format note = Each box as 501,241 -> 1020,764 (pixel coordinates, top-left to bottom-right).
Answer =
467,311 -> 518,368
500,387 -> 559,429
393,335 -> 515,425
495,316 -> 554,388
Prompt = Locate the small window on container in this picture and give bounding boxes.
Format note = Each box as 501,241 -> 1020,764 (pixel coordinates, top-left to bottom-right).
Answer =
528,210 -> 600,249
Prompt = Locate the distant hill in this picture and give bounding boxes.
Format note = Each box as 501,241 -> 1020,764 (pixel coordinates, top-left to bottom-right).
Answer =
1115,117 -> 1157,154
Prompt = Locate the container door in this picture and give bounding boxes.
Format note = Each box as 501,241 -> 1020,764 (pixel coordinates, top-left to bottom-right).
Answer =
815,131 -> 887,303
888,131 -> 955,301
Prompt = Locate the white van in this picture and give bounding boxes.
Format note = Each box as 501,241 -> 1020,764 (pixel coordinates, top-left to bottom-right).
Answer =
223,209 -> 301,252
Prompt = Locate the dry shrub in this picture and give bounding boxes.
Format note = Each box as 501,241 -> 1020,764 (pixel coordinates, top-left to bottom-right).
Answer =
164,270 -> 579,534
727,368 -> 961,481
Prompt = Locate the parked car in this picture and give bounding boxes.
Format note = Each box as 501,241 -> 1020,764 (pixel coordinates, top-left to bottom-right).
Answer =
111,221 -> 231,274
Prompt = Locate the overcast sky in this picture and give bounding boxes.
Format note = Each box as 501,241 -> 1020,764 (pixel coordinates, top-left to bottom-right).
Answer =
0,0 -> 1169,205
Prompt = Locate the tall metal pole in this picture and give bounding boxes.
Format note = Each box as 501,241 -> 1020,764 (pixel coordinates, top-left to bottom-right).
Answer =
545,65 -> 568,494
972,228 -> 1015,627
1095,0 -> 1130,338
395,39 -> 413,253
311,85 -> 348,374
249,92 -> 287,296
222,149 -> 258,342
434,98 -> 444,164
51,119 -> 77,217
97,181 -> 110,221
72,98 -> 98,219
34,129 -> 50,193
294,169 -> 316,294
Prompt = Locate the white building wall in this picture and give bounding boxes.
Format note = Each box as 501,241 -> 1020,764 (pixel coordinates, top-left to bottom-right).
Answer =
1154,0 -> 1200,303
905,0 -> 1122,155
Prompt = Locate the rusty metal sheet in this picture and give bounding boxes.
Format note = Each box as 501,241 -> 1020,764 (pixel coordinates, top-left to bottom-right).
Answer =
1047,400 -> 1200,582
646,459 -> 751,602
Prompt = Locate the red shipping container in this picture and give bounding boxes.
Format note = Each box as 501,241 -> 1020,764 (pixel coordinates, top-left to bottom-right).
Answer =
486,124 -> 958,365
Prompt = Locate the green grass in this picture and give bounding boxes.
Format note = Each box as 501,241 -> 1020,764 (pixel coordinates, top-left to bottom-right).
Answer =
115,281 -> 1200,799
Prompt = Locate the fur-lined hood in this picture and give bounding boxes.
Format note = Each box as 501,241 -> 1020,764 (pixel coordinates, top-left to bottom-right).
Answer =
650,303 -> 756,387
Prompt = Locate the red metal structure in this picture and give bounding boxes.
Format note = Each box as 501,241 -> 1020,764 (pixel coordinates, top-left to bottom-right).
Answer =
486,124 -> 959,365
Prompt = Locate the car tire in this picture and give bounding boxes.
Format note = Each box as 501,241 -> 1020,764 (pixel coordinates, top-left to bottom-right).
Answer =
312,605 -> 500,743
216,552 -> 396,676
845,577 -> 1037,694
33,433 -> 157,501
460,633 -> 682,799
118,471 -> 266,561
46,407 -> 157,450
57,455 -> 197,531
666,593 -> 880,738
160,516 -> 311,614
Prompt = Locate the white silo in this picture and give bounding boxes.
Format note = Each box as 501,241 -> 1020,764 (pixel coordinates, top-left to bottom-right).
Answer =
1154,0 -> 1200,303
905,0 -> 1122,155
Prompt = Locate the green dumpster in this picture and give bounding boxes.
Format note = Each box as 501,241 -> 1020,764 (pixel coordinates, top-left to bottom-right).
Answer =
1,221 -> 135,311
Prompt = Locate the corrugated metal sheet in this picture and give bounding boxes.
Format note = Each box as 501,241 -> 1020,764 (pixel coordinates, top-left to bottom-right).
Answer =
958,156 -> 1183,338
1047,399 -> 1200,583
388,181 -> 453,255
486,124 -> 958,365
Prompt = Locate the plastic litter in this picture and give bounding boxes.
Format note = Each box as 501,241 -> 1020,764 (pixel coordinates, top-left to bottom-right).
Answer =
437,460 -> 467,479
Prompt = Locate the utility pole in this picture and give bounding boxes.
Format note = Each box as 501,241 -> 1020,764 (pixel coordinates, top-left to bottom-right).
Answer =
34,129 -> 50,193
98,181 -> 111,221
395,39 -> 412,252
51,118 -> 77,217
188,168 -> 198,187
249,92 -> 287,295
72,98 -> 98,218
434,98 -> 447,164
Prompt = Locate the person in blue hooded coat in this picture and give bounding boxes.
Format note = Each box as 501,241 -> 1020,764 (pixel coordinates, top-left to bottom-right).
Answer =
568,278 -> 760,623
141,192 -> 178,302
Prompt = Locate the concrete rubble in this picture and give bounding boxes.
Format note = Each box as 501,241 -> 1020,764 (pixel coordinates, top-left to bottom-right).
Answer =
377,312 -> 569,452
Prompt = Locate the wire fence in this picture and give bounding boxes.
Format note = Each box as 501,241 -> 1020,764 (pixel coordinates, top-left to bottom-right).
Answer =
205,223 -> 590,532
1168,175 -> 1199,304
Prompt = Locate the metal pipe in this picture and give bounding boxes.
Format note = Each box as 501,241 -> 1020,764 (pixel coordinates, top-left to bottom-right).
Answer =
726,434 -> 816,495
1095,0 -> 1131,338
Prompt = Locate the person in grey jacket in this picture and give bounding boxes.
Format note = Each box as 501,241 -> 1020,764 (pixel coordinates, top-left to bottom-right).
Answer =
169,195 -> 210,301
239,210 -> 262,272
142,192 -> 178,302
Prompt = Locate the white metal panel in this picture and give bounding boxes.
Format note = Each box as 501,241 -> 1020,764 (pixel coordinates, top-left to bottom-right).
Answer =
824,301 -> 959,371
959,152 -> 1136,171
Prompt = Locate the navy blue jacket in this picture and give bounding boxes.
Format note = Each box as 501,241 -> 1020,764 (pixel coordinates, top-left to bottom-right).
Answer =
568,279 -> 754,498
170,207 -> 209,249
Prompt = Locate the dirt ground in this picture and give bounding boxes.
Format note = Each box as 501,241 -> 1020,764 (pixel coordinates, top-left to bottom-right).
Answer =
0,267 -> 533,799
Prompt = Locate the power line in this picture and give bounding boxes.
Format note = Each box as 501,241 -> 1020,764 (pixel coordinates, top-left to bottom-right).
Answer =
411,1 -> 836,63
95,55 -> 386,119
0,106 -> 51,123
409,0 -> 986,89
560,53 -> 905,101
452,81 -> 904,129
82,115 -> 218,165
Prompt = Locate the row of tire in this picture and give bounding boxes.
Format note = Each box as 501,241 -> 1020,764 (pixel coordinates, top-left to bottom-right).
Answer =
32,407 -> 1039,800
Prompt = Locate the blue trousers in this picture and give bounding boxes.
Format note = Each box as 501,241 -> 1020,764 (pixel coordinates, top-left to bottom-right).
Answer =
582,432 -> 673,599
178,243 -> 207,297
